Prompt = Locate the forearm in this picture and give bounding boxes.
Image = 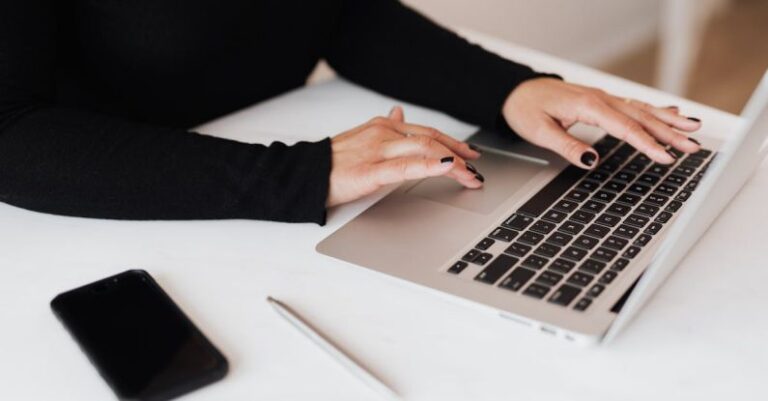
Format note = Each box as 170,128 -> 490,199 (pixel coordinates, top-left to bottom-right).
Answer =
0,107 -> 331,223
325,0 -> 557,131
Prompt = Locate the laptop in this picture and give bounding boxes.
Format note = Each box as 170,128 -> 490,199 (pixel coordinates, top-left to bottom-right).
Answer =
317,70 -> 768,345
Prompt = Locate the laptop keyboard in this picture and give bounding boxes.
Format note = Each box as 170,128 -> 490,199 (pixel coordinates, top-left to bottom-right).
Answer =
446,135 -> 715,312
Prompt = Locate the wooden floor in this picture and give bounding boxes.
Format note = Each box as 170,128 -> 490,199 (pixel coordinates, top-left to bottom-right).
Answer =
603,0 -> 768,114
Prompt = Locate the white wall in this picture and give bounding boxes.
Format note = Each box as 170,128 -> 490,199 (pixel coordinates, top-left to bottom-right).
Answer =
403,0 -> 663,67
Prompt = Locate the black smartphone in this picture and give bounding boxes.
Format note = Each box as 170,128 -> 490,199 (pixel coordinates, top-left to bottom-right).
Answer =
51,270 -> 228,401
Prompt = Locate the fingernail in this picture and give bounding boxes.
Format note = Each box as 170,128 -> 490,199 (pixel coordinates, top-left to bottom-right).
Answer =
687,117 -> 701,123
687,137 -> 701,145
465,162 -> 478,174
580,151 -> 597,167
440,156 -> 455,164
388,106 -> 397,117
665,105 -> 679,110
666,149 -> 678,160
474,173 -> 485,183
468,143 -> 482,153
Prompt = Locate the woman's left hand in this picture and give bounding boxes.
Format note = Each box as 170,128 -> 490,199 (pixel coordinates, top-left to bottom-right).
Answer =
502,78 -> 703,169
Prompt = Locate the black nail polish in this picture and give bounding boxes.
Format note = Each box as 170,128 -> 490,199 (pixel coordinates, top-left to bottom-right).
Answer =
580,151 -> 597,167
440,156 -> 454,164
665,105 -> 679,110
465,162 -> 478,174
687,137 -> 701,145
468,143 -> 482,153
666,149 -> 678,160
687,117 -> 701,123
474,173 -> 485,183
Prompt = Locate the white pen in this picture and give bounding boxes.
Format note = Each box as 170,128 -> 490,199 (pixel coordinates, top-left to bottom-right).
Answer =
266,296 -> 401,401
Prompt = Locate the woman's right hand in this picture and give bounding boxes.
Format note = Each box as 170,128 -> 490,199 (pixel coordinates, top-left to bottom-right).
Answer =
326,106 -> 483,207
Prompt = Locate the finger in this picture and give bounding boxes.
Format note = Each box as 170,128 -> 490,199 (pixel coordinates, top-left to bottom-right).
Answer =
388,105 -> 405,122
614,97 -> 701,133
370,156 -> 477,188
610,99 -> 700,154
380,136 -> 482,186
386,120 -> 481,160
580,98 -> 675,164
524,116 -> 598,169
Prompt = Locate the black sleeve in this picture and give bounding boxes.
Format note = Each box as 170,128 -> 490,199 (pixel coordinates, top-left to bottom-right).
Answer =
0,1 -> 330,223
325,0 -> 559,133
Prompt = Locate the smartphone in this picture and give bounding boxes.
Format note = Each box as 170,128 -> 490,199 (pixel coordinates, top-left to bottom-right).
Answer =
51,270 -> 228,401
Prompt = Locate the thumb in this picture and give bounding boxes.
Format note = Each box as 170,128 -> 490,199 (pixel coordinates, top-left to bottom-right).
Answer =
530,117 -> 599,169
388,105 -> 405,122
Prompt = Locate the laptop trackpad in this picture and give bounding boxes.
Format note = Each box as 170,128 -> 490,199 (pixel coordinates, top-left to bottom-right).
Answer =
406,151 -> 548,214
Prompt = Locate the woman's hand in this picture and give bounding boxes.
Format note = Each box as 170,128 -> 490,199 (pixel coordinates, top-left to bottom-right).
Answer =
502,78 -> 703,169
326,106 -> 483,207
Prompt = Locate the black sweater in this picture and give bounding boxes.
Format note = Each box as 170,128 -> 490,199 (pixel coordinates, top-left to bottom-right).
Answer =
0,0 -> 546,224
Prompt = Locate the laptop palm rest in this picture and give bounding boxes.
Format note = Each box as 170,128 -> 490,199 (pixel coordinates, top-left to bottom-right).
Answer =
406,150 -> 547,214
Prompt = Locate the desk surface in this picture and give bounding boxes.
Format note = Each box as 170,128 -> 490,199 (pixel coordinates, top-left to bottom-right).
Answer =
2,30 -> 766,401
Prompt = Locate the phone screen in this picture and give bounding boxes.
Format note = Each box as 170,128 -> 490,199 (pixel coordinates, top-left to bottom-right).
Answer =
51,270 -> 227,401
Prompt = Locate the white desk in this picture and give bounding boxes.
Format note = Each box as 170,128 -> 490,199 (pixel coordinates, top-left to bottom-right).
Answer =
2,32 -> 767,401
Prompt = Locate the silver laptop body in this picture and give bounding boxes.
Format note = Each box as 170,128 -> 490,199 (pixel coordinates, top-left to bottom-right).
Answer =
317,71 -> 768,345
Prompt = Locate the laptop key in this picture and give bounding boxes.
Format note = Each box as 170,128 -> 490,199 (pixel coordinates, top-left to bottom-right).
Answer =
448,261 -> 468,274
656,211 -> 673,223
606,203 -> 632,216
462,249 -> 480,262
676,191 -> 692,202
572,210 -> 596,224
573,235 -> 600,250
553,200 -> 579,213
599,270 -> 618,284
535,243 -> 561,258
536,271 -> 564,287
504,242 -> 531,258
542,210 -> 568,223
577,180 -> 601,192
681,157 -> 704,168
559,220 -> 585,235
631,154 -> 652,166
546,231 -> 573,247
614,171 -> 637,183
592,247 -> 617,262
627,183 -> 652,195
550,258 -> 576,274
603,235 -> 629,250
499,267 -> 536,292
666,200 -> 683,212
523,283 -> 551,299
611,258 -> 630,271
574,297 -> 592,311
645,193 -> 669,207
616,193 -> 642,205
475,254 -> 519,284
596,213 -> 621,227
602,180 -> 627,193
530,220 -> 557,234
623,246 -> 641,259
567,272 -> 594,287
647,164 -> 670,176
614,224 -> 639,239
656,184 -> 678,196
634,234 -> 652,247
587,170 -> 610,182
580,259 -> 606,275
645,222 -> 663,235
517,166 -> 586,217
489,227 -> 518,242
522,255 -> 549,270
593,190 -> 616,203
561,246 -> 588,262
673,165 -> 696,176
473,252 -> 493,265
581,200 -> 606,214
519,231 -> 544,245
549,284 -> 582,306
692,148 -> 712,158
635,203 -> 660,217
624,161 -> 645,173
475,238 -> 495,251
664,174 -> 687,186
588,284 -> 606,298
637,174 -> 660,186
625,214 -> 650,228
565,189 -> 590,202
585,224 -> 611,239
502,214 -> 534,231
